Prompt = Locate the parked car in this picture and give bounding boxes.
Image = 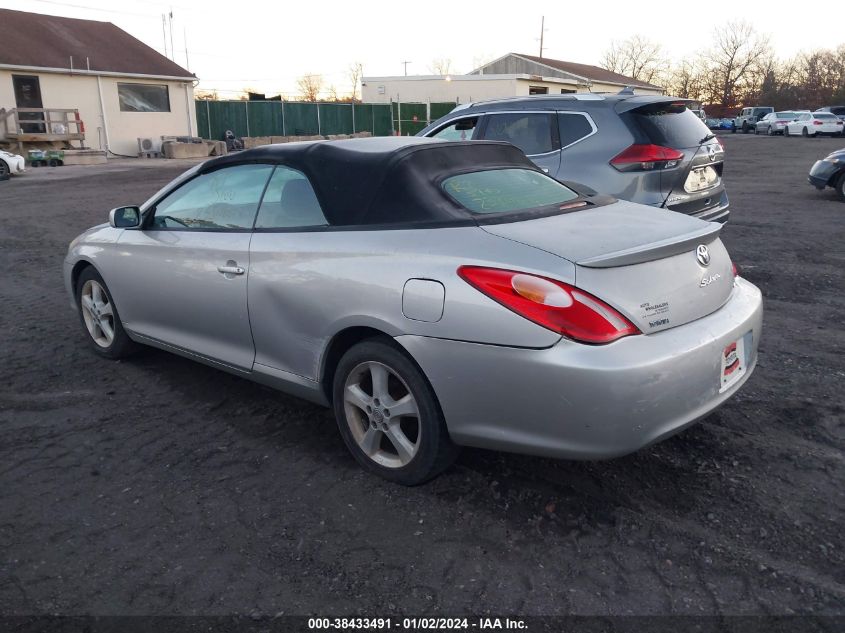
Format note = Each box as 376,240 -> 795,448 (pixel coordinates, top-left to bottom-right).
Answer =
808,147 -> 845,201
755,111 -> 795,135
815,105 -> 845,122
690,108 -> 707,122
64,137 -> 762,485
784,112 -> 844,137
0,149 -> 26,179
418,95 -> 730,223
732,106 -> 774,133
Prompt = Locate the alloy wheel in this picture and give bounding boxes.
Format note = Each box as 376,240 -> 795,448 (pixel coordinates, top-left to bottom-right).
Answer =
343,361 -> 421,469
80,279 -> 115,348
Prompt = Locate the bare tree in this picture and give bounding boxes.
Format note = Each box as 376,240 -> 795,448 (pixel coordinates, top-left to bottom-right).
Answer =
429,58 -> 453,76
194,89 -> 219,101
667,60 -> 705,100
297,74 -> 323,102
600,36 -> 666,85
704,21 -> 771,106
348,62 -> 363,101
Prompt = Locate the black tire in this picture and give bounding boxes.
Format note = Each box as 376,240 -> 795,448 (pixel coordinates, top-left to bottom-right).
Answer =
75,266 -> 137,359
754,126 -> 759,135
742,122 -> 749,133
48,158 -> 59,167
332,339 -> 459,485
0,160 -> 9,179
802,127 -> 809,137
835,172 -> 845,202
731,124 -> 737,134
767,126 -> 774,136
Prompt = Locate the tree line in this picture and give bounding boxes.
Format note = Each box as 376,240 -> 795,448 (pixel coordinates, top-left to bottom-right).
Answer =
601,22 -> 845,115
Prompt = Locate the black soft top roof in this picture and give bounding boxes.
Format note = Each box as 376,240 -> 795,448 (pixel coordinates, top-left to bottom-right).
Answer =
200,137 -> 537,227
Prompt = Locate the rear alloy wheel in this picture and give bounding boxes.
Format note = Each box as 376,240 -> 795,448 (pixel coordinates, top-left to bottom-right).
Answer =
76,267 -> 136,359
767,126 -> 774,136
333,340 -> 458,485
835,172 -> 845,202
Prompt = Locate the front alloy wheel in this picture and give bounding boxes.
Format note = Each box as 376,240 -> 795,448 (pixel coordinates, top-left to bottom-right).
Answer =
75,266 -> 136,359
333,339 -> 459,485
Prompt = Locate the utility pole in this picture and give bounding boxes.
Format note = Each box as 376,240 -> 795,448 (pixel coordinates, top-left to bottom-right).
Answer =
402,61 -> 412,76
161,14 -> 169,59
168,9 -> 175,66
539,16 -> 545,59
183,25 -> 190,70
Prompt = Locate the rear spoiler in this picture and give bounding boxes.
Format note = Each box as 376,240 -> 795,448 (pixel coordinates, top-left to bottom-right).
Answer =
577,222 -> 722,268
614,96 -> 694,115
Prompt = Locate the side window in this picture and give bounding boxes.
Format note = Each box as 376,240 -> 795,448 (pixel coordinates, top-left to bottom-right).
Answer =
255,166 -> 327,229
152,164 -> 272,230
431,117 -> 479,141
481,113 -> 556,156
558,113 -> 594,148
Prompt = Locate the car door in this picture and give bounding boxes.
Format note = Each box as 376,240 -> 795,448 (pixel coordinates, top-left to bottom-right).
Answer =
478,111 -> 562,175
114,163 -> 274,370
247,165 -> 332,378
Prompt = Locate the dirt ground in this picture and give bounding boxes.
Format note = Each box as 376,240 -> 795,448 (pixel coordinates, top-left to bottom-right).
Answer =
0,135 -> 843,618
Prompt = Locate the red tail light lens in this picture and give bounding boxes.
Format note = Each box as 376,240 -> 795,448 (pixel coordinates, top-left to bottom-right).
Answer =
610,144 -> 684,172
731,261 -> 740,277
813,120 -> 823,125
458,266 -> 640,344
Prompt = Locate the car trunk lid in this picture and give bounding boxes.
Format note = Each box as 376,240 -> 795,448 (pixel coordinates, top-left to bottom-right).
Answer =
620,100 -> 726,218
481,201 -> 734,333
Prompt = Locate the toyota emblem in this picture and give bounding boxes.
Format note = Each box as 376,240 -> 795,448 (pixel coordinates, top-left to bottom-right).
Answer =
708,146 -> 717,162
696,244 -> 711,267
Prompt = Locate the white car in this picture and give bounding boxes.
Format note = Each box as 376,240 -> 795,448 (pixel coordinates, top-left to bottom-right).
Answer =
0,150 -> 26,179
784,112 -> 844,137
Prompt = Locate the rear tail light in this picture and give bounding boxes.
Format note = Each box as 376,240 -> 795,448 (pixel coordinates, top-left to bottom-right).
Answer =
731,261 -> 740,277
813,120 -> 823,125
458,266 -> 640,344
716,137 -> 725,149
610,144 -> 684,172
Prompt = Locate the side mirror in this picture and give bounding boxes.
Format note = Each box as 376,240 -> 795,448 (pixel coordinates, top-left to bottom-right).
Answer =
109,206 -> 141,228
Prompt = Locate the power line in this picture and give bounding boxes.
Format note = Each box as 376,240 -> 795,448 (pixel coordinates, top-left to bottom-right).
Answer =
23,0 -> 159,19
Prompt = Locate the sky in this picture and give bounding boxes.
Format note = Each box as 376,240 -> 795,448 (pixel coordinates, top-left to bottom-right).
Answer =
4,0 -> 844,98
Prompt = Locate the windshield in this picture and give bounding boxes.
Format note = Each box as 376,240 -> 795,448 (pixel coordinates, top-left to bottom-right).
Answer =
442,168 -> 578,215
628,102 -> 712,148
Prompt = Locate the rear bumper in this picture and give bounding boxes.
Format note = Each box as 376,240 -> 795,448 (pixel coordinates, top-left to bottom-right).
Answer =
397,278 -> 762,460
808,160 -> 840,189
666,189 -> 730,223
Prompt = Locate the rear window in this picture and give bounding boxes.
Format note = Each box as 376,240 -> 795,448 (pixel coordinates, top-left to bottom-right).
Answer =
776,112 -> 795,119
815,113 -> 836,119
442,168 -> 578,214
628,102 -> 712,148
830,107 -> 845,116
753,108 -> 772,116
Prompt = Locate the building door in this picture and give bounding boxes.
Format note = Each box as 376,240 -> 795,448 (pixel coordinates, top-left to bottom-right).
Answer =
12,75 -> 45,133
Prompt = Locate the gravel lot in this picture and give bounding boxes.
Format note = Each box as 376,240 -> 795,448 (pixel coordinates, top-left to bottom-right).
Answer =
0,135 -> 843,619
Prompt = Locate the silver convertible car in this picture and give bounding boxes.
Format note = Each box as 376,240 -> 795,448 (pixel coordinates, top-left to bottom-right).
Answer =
65,137 -> 763,485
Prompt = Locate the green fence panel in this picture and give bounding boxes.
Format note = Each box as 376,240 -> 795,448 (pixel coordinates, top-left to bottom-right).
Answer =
196,101 -> 210,139
246,101 -> 282,137
204,100 -> 248,140
352,104 -> 373,133
284,102 -> 320,136
319,103 -> 354,135
373,105 -> 393,136
430,102 -> 457,120
392,102 -> 428,135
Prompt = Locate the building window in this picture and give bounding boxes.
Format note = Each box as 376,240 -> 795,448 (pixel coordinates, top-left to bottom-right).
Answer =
560,88 -> 576,94
528,86 -> 548,95
118,83 -> 170,112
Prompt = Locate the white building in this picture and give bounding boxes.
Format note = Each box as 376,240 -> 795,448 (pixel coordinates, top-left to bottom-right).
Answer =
0,8 -> 197,156
363,52 -> 664,104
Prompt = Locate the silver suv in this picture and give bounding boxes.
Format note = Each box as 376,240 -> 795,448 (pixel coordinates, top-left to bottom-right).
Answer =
419,94 -> 729,223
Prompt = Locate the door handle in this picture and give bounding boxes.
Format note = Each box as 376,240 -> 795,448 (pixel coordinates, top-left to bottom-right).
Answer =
217,265 -> 245,275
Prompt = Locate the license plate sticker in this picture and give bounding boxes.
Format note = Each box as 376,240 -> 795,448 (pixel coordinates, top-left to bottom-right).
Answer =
720,336 -> 747,392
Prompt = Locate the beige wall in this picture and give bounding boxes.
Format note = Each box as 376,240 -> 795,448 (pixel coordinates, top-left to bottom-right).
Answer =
1,70 -> 196,155
362,75 -> 662,104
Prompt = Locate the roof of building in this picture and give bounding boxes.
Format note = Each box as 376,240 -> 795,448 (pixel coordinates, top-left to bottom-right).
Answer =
473,53 -> 663,91
0,9 -> 195,79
